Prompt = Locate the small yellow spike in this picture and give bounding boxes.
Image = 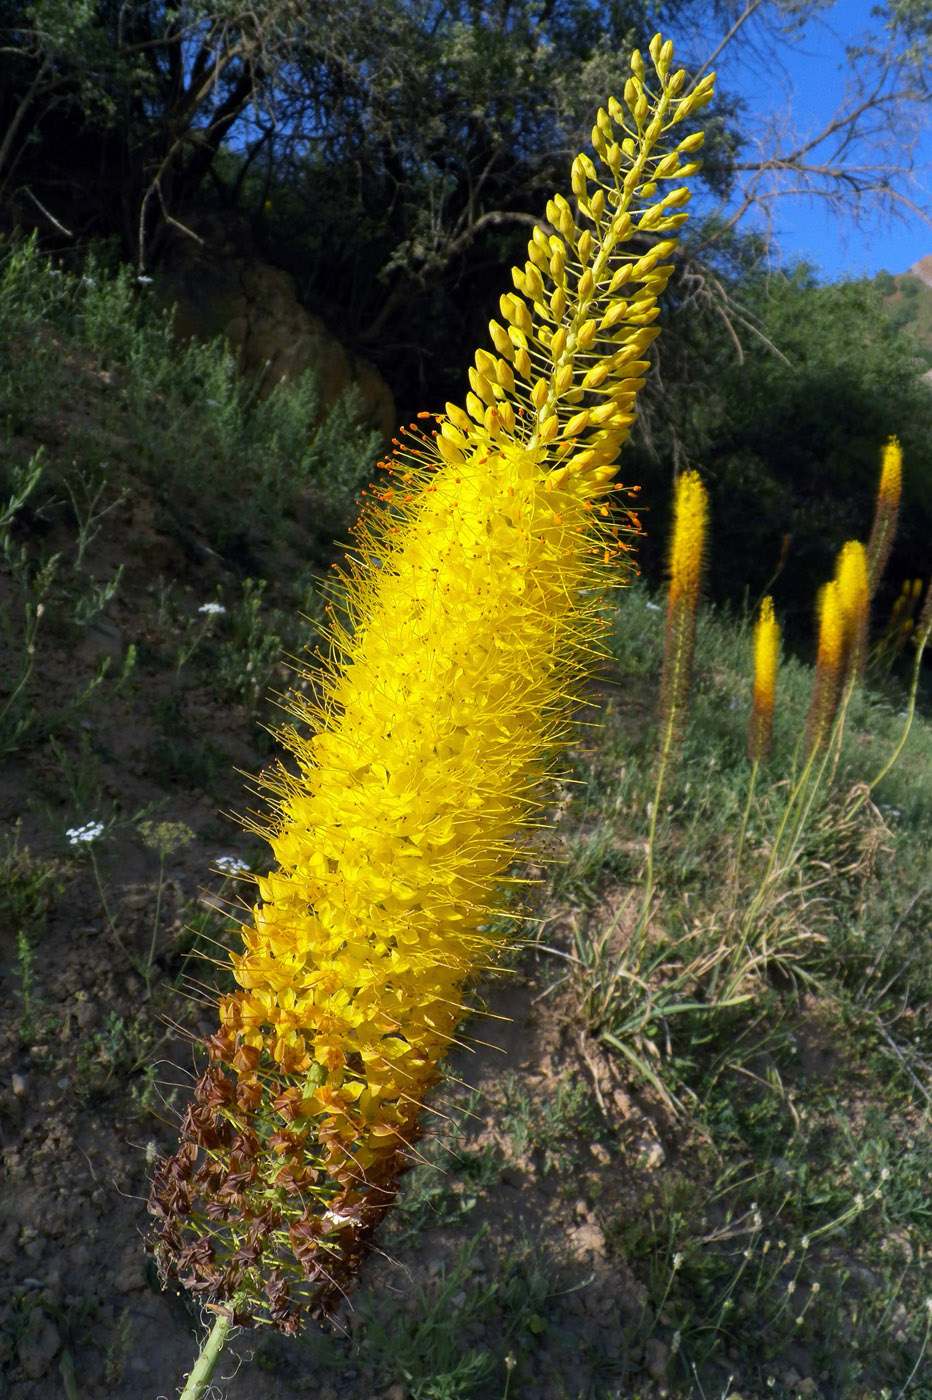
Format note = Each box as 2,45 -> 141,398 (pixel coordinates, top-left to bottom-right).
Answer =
748,597 -> 780,763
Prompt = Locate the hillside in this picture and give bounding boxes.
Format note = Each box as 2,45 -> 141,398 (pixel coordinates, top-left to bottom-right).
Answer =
3,248 -> 932,1400
874,259 -> 932,370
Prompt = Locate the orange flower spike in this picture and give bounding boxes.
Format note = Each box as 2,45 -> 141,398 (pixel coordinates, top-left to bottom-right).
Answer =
748,596 -> 779,763
867,436 -> 902,596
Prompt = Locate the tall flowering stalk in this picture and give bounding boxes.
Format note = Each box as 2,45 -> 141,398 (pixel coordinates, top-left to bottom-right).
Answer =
148,35 -> 713,1396
835,539 -> 870,686
864,579 -> 932,800
731,596 -> 780,895
804,578 -> 846,758
867,436 -> 902,597
659,470 -> 708,740
641,468 -> 708,920
747,596 -> 779,765
804,538 -> 869,763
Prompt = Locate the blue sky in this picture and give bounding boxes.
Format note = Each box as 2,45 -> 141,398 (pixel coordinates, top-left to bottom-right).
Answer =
685,0 -> 932,282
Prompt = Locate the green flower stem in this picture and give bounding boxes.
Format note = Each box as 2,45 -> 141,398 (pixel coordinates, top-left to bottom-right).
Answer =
178,1313 -> 233,1400
146,851 -> 165,998
731,756 -> 760,900
88,846 -> 134,968
639,702 -> 677,939
863,623 -> 931,802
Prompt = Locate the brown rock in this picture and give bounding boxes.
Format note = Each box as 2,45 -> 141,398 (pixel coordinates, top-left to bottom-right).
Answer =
113,1253 -> 148,1293
17,1314 -> 60,1379
644,1337 -> 670,1381
161,213 -> 395,439
75,619 -> 123,669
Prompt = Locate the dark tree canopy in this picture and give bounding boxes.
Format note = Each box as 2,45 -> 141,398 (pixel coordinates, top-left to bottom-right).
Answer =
3,1 -> 932,637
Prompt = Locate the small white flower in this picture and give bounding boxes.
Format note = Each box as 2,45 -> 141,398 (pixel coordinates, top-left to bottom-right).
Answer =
82,275 -> 96,287
855,1192 -> 864,1211
67,821 -> 105,846
881,1167 -> 890,1182
801,1235 -> 810,1251
787,1280 -> 796,1296
672,1252 -> 683,1271
198,601 -> 226,616
811,1282 -> 820,1295
216,854 -> 250,875
645,601 -> 661,611
136,275 -> 154,285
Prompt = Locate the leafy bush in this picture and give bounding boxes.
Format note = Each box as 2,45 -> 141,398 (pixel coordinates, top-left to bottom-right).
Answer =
0,235 -> 383,546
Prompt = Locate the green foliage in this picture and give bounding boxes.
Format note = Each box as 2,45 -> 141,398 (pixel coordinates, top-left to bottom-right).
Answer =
0,237 -> 382,548
500,1071 -> 605,1176
0,822 -> 62,935
0,235 -> 381,753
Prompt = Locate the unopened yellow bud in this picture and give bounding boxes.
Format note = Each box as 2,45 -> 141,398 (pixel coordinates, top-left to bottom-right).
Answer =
488,320 -> 514,359
563,409 -> 591,438
445,402 -> 472,433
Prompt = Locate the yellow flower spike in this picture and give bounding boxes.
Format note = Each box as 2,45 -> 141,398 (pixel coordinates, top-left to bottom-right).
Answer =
867,436 -> 903,596
748,597 -> 780,763
835,539 -> 870,683
149,34 -> 710,1338
660,470 -> 708,737
805,579 -> 846,756
668,470 -> 708,609
878,436 -> 902,504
